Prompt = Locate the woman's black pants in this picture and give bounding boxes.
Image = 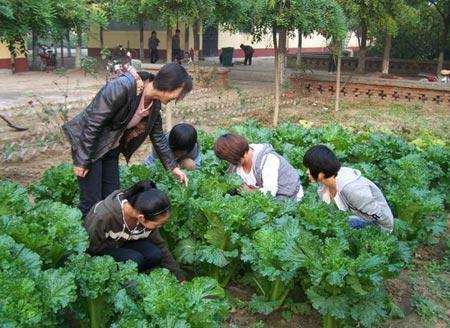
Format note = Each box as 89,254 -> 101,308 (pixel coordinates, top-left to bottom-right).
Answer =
77,148 -> 120,218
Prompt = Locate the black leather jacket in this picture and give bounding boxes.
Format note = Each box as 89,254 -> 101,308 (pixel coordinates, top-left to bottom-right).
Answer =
62,72 -> 177,170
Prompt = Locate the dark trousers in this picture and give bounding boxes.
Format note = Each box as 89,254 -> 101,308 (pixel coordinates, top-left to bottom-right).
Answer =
150,48 -> 159,63
328,55 -> 336,72
97,239 -> 162,272
244,53 -> 253,65
77,148 -> 120,218
172,48 -> 182,62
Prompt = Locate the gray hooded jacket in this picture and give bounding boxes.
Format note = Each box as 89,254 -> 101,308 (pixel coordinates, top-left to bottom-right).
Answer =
318,167 -> 394,232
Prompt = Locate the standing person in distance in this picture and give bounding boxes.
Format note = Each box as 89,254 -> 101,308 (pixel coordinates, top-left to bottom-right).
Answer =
148,31 -> 160,63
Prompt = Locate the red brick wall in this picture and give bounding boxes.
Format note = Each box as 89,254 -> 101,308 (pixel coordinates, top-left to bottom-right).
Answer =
289,75 -> 450,106
287,54 -> 450,75
0,58 -> 28,72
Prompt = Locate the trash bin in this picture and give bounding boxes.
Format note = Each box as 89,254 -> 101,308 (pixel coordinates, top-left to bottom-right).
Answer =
131,59 -> 142,70
221,47 -> 234,67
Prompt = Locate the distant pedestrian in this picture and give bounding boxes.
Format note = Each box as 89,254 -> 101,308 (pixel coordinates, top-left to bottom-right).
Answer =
327,44 -> 336,73
172,29 -> 182,63
240,44 -> 254,66
148,31 -> 160,63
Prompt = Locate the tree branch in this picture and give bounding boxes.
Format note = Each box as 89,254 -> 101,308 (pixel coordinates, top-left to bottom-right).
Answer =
0,115 -> 28,131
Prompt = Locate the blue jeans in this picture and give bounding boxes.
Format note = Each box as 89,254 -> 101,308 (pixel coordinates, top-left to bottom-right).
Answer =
96,239 -> 162,272
348,216 -> 375,229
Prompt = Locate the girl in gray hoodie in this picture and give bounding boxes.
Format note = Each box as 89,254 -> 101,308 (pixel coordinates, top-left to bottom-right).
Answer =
303,145 -> 394,233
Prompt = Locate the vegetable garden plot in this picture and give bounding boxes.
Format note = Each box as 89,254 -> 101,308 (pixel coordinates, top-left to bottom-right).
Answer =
1,121 -> 448,328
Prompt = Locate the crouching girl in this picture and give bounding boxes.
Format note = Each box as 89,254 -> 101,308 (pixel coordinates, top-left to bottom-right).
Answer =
214,133 -> 304,202
303,145 -> 394,233
84,181 -> 184,280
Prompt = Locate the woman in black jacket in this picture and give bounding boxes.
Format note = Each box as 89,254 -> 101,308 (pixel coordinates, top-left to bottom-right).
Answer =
84,181 -> 184,280
63,63 -> 192,218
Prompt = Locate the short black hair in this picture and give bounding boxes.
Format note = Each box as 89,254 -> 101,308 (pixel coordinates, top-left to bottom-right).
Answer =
175,29 -> 180,33
303,145 -> 341,180
122,181 -> 171,221
169,123 -> 197,152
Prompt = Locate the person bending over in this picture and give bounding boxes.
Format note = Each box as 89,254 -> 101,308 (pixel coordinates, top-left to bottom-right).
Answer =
303,145 -> 394,232
214,133 -> 303,202
144,123 -> 200,171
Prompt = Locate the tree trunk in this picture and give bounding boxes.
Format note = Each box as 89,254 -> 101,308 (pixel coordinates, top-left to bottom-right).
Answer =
436,15 -> 449,75
31,31 -> 39,71
184,23 -> 189,52
356,24 -> 367,74
335,51 -> 342,111
381,33 -> 392,75
10,51 -> 16,74
166,25 -> 173,63
100,26 -> 104,50
273,26 -> 280,126
139,16 -> 144,61
296,30 -> 302,66
67,30 -> 72,57
60,39 -> 64,67
193,20 -> 200,62
279,28 -> 287,87
75,29 -> 82,69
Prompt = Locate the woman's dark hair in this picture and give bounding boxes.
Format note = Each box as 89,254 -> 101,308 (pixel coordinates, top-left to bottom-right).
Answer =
169,123 -> 197,152
153,63 -> 193,101
151,30 -> 156,35
122,181 -> 171,221
214,133 -> 249,165
137,71 -> 155,82
303,145 -> 341,180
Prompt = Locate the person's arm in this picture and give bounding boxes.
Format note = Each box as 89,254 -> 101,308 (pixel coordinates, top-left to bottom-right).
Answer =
150,113 -> 188,184
149,229 -> 185,281
84,206 -> 108,254
150,113 -> 177,170
76,78 -> 130,169
259,154 -> 280,197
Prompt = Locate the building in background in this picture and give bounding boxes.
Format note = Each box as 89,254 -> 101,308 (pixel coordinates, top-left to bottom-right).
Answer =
0,42 -> 28,73
88,22 -> 359,60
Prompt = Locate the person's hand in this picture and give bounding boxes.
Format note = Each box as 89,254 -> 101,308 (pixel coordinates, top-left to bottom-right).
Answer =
73,166 -> 89,178
242,183 -> 256,193
172,167 -> 189,186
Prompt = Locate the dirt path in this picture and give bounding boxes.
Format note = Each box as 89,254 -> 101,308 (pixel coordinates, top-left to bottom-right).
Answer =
0,69 -> 103,110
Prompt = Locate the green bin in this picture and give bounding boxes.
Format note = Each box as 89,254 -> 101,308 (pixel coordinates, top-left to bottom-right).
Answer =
221,47 -> 234,67
131,59 -> 142,70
